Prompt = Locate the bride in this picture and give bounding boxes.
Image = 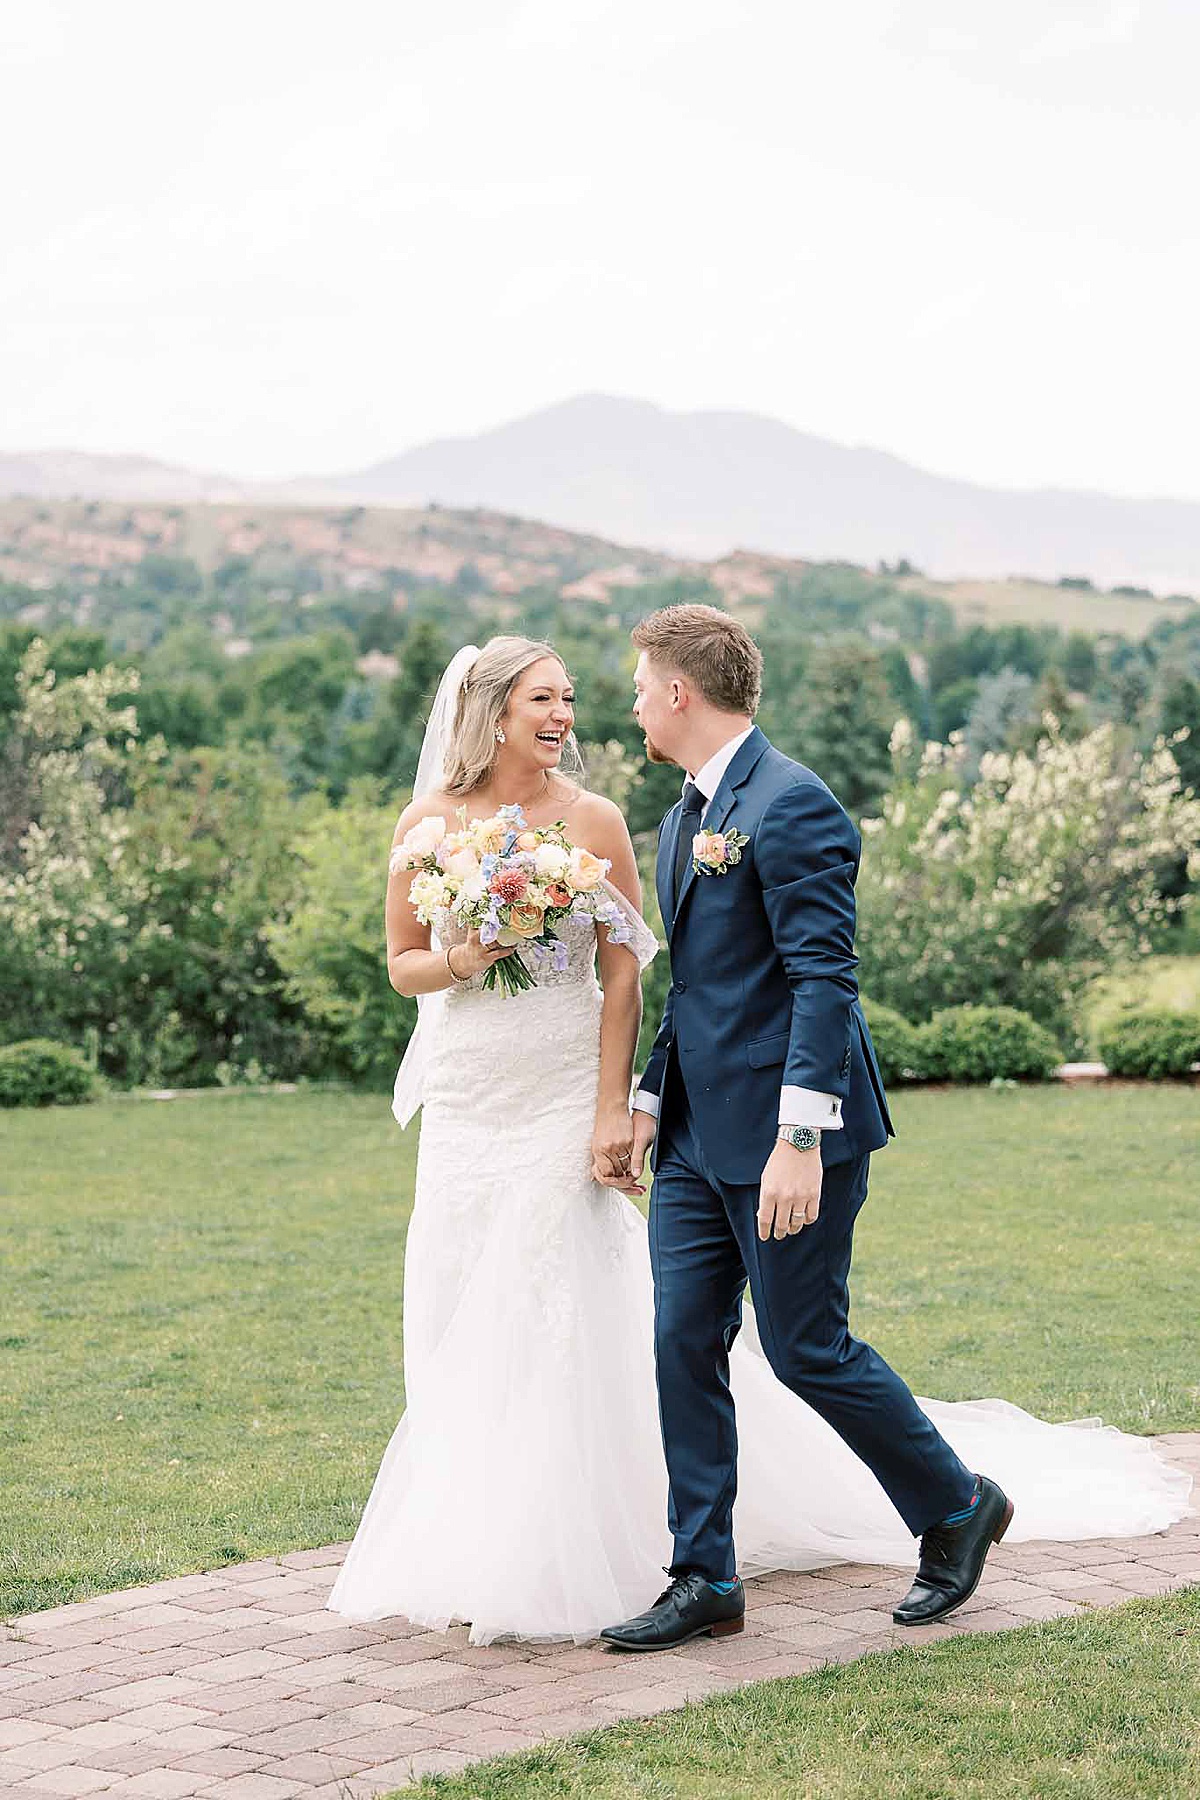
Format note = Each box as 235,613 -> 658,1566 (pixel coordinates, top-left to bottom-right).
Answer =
327,635 -> 1190,1645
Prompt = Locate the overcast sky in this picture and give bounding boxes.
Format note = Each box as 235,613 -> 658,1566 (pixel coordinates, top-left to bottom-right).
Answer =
3,0 -> 1198,496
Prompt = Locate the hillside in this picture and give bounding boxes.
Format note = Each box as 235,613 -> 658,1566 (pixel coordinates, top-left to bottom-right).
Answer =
6,396 -> 1200,595
1,496 -> 1192,643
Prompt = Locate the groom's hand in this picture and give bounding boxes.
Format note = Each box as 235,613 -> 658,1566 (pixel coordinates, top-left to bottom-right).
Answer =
592,1105 -> 645,1195
600,1107 -> 657,1196
758,1141 -> 822,1241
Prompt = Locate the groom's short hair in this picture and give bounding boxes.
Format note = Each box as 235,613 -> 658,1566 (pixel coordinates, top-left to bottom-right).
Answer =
632,604 -> 762,715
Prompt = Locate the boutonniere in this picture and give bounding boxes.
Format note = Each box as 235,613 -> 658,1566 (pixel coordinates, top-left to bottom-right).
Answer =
691,826 -> 750,876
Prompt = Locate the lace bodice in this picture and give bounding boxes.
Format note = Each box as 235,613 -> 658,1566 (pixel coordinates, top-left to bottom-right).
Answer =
392,878 -> 657,1129
437,907 -> 602,998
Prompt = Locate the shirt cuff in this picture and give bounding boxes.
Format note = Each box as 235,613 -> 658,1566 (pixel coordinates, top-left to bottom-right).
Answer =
632,1087 -> 661,1119
779,1086 -> 844,1131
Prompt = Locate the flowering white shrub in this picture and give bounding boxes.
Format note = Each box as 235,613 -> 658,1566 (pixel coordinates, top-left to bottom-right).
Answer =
0,640 -> 311,1083
1,640 -> 152,1017
856,716 -> 1200,1037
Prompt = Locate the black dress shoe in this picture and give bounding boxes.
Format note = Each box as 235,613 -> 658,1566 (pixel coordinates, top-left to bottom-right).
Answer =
893,1475 -> 1014,1626
601,1572 -> 745,1651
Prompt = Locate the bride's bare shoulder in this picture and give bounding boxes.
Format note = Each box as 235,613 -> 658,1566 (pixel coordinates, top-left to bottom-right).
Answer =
392,789 -> 458,844
561,783 -> 632,847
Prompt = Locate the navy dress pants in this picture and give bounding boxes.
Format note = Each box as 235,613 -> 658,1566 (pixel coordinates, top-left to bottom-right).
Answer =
648,1082 -> 976,1582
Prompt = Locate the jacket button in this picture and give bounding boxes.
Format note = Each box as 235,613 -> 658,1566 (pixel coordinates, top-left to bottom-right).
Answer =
674,978 -> 688,994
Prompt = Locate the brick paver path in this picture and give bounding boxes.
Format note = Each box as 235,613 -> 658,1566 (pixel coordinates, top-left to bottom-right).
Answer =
3,1435 -> 1196,1798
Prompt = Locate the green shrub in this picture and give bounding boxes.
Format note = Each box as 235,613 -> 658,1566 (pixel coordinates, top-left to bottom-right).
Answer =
920,1006 -> 1060,1083
1098,1010 -> 1200,1079
862,1000 -> 930,1084
0,1039 -> 96,1107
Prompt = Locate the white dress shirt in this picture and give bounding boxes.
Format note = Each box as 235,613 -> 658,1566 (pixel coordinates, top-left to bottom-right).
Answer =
632,727 -> 844,1135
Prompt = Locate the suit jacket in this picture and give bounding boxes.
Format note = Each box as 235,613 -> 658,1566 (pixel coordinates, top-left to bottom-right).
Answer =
640,725 -> 893,1184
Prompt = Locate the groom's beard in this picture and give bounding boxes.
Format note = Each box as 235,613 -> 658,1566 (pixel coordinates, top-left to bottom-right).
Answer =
642,732 -> 678,767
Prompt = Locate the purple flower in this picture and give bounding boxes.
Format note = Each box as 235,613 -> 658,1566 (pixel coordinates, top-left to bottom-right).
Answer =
593,897 -> 633,945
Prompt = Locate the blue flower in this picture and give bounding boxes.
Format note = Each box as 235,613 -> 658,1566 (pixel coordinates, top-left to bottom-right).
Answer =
496,804 -> 527,826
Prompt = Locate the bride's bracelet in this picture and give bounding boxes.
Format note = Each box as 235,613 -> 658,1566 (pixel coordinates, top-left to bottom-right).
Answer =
445,945 -> 471,985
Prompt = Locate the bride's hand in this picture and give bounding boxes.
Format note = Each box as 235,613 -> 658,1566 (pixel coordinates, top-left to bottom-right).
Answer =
591,1105 -> 643,1195
452,930 -> 519,980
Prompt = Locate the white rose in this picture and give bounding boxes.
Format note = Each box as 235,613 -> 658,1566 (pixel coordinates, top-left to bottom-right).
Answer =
533,843 -> 570,879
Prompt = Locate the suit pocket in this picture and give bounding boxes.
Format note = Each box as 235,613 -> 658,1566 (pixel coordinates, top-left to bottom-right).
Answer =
746,1031 -> 790,1069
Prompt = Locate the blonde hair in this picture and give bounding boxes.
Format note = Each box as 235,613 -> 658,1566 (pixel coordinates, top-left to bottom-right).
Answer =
442,636 -> 577,796
631,603 -> 762,715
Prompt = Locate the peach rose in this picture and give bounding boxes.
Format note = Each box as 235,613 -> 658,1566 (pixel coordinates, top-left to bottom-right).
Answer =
501,901 -> 546,939
516,830 -> 539,851
466,816 -> 506,855
566,846 -> 607,892
397,813 -> 447,864
442,845 -> 481,882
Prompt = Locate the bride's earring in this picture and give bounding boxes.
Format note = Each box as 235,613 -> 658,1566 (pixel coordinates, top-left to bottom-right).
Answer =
495,725 -> 506,744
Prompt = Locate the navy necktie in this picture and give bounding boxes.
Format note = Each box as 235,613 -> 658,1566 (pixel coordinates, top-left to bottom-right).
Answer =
673,781 -> 705,906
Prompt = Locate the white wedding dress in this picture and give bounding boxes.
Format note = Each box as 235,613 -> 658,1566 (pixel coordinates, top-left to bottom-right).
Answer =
327,910 -> 1191,1644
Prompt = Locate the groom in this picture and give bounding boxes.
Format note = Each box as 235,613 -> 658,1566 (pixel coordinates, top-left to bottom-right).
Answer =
601,604 -> 1012,1652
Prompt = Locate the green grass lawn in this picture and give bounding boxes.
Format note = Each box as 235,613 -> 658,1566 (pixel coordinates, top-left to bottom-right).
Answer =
408,1591 -> 1200,1800
2,1084 -> 1197,1621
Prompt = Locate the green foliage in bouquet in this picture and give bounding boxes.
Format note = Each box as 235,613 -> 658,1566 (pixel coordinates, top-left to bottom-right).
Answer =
1098,1009 -> 1200,1079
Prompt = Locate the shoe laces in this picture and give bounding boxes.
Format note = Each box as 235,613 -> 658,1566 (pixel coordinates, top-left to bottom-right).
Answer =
653,1570 -> 700,1609
919,1522 -> 956,1564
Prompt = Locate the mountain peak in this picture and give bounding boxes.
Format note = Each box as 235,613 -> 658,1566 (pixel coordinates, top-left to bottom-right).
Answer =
3,398 -> 1199,591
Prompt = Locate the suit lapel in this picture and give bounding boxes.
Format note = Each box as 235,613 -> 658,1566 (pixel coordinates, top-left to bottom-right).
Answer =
668,726 -> 769,944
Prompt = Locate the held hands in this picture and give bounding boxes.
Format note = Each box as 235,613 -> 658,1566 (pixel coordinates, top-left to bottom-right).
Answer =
591,1105 -> 655,1196
448,929 -> 519,982
757,1140 -> 822,1241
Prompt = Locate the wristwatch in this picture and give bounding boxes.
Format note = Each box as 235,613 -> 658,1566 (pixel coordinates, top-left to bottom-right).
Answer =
777,1125 -> 821,1152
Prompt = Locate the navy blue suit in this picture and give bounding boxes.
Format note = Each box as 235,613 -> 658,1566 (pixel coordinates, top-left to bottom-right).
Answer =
639,727 -> 974,1580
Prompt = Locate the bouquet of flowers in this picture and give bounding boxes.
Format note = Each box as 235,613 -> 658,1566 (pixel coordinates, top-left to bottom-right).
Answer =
390,803 -> 634,995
